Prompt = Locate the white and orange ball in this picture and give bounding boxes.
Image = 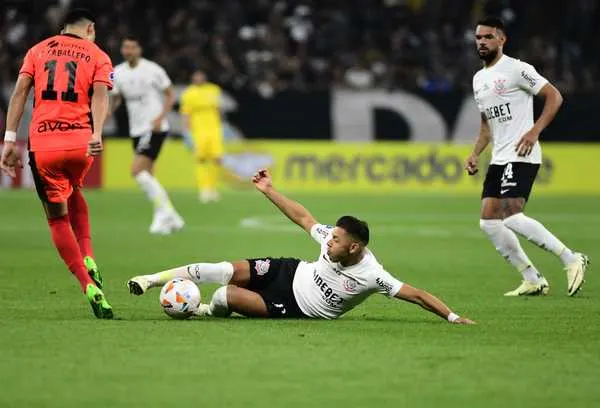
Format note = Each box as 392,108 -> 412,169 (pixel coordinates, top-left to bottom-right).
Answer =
159,278 -> 201,319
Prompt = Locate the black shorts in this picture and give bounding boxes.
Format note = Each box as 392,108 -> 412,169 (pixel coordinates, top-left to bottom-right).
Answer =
131,131 -> 167,160
246,257 -> 307,318
482,162 -> 540,201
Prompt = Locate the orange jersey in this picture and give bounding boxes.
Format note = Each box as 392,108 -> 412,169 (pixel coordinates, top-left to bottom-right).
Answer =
19,34 -> 113,152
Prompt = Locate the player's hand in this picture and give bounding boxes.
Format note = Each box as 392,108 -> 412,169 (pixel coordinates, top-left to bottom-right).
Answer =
252,169 -> 273,192
464,154 -> 479,175
87,137 -> 103,156
0,142 -> 22,178
515,129 -> 539,157
453,317 -> 476,325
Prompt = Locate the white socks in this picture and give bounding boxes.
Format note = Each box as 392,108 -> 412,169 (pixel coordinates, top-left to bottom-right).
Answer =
135,170 -> 173,213
149,262 -> 234,288
209,286 -> 231,317
480,219 -> 542,283
503,213 -> 578,266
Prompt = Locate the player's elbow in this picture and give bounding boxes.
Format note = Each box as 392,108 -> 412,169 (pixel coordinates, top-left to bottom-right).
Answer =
93,84 -> 109,98
413,289 -> 428,305
11,84 -> 30,102
299,216 -> 317,233
395,284 -> 425,305
543,84 -> 563,108
554,89 -> 564,108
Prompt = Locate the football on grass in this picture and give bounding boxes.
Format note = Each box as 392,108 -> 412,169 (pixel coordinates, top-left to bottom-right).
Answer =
159,278 -> 201,319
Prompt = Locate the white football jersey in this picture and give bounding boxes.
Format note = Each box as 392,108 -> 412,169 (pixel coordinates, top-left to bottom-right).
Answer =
292,224 -> 403,319
472,55 -> 548,164
112,58 -> 172,136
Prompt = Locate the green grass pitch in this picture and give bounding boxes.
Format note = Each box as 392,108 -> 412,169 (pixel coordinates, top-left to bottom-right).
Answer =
1,189 -> 599,407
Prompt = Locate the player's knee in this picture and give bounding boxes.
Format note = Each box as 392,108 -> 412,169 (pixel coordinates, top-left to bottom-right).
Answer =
480,218 -> 501,233
132,156 -> 153,177
44,201 -> 68,218
209,285 -> 232,317
133,169 -> 151,183
131,166 -> 147,178
502,199 -> 525,218
479,219 -> 488,232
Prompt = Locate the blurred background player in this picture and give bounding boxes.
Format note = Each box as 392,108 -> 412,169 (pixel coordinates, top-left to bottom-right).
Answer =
180,69 -> 224,203
110,36 -> 184,234
0,9 -> 113,318
465,17 -> 589,297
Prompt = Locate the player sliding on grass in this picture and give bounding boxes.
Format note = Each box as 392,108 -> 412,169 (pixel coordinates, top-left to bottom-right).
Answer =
466,16 -> 589,297
128,169 -> 474,324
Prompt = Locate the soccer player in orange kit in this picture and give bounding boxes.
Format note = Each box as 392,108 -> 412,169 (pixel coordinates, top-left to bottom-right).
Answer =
0,9 -> 114,318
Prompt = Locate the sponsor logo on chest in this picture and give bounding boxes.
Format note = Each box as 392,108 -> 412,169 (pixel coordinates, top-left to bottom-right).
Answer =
313,270 -> 344,307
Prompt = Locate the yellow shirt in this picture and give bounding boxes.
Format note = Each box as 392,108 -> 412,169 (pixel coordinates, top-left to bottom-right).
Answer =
180,83 -> 222,137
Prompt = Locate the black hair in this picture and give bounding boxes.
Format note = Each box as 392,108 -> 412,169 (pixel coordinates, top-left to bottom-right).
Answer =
476,16 -> 505,32
122,35 -> 141,44
63,8 -> 95,26
336,216 -> 369,246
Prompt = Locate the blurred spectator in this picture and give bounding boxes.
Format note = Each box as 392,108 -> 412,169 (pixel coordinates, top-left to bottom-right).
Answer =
1,0 -> 599,94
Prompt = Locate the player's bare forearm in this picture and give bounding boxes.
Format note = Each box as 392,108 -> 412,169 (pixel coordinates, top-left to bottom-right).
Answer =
158,87 -> 175,121
471,116 -> 491,156
6,74 -> 33,132
395,284 -> 454,321
91,84 -> 109,137
532,83 -> 563,134
109,94 -> 122,116
262,186 -> 317,233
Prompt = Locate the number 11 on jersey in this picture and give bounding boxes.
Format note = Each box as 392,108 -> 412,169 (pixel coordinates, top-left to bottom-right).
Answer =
42,59 -> 79,102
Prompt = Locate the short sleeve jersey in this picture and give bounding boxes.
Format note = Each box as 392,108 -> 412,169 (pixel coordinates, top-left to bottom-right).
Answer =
19,34 -> 113,152
292,224 -> 404,319
472,55 -> 548,164
112,59 -> 171,136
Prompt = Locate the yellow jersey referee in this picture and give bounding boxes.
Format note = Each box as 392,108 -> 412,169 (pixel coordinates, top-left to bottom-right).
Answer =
180,70 -> 223,202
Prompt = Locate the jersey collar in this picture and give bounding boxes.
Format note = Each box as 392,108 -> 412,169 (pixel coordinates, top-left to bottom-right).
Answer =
485,54 -> 506,70
61,33 -> 84,39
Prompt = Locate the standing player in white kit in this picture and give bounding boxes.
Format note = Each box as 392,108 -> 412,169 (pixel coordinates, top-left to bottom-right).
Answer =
111,36 -> 184,234
465,17 -> 589,297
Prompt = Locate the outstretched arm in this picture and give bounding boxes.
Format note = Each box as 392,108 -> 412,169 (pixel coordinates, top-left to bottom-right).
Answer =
394,284 -> 475,325
252,169 -> 318,233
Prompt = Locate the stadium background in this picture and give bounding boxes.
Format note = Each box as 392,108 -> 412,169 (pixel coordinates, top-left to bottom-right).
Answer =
1,0 -> 599,195
2,2 -> 600,408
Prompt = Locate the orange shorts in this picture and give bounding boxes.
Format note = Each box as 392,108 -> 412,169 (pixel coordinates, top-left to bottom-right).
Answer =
29,148 -> 93,203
